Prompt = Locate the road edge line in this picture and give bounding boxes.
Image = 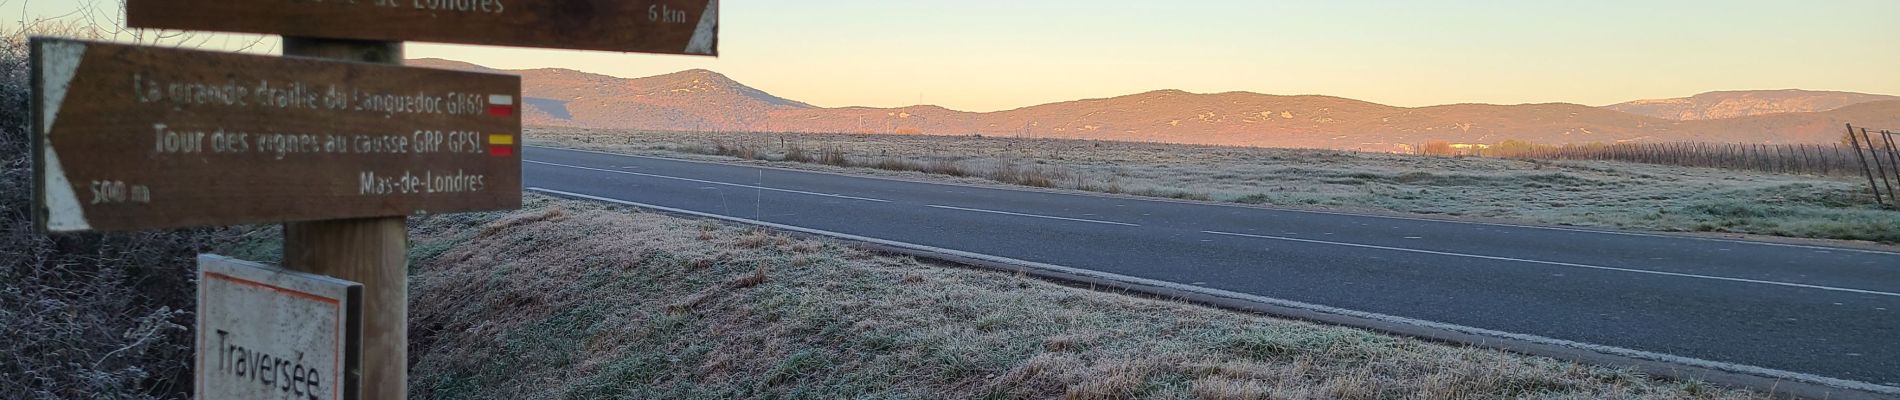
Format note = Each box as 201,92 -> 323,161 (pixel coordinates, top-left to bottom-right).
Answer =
925,204 -> 1141,226
529,187 -> 1900,400
1201,230 -> 1900,298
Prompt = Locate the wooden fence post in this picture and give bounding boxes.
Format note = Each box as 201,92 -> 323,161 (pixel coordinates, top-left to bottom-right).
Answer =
1883,131 -> 1900,189
1794,144 -> 1807,175
1862,128 -> 1896,201
1847,124 -> 1885,205
280,37 -> 408,400
1829,145 -> 1840,176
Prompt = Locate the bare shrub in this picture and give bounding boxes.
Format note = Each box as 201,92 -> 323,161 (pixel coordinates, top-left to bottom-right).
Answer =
818,146 -> 851,167
0,30 -> 227,399
666,288 -> 719,314
898,273 -> 925,284
924,158 -> 969,177
872,157 -> 915,171
988,159 -> 1069,188
1190,377 -> 1274,400
726,263 -> 769,289
710,141 -> 762,160
1042,332 -> 1099,352
480,207 -> 568,236
687,258 -> 713,269
1063,359 -> 1158,399
781,143 -> 814,163
733,229 -> 772,248
0,15 -> 282,398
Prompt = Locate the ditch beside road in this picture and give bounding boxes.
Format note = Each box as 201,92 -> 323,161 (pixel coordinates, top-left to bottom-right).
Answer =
324,195 -> 1769,399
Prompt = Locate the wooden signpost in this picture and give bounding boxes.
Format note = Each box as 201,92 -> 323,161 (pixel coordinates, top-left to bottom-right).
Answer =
31,39 -> 522,232
196,255 -> 362,400
35,1 -> 718,399
128,0 -> 719,55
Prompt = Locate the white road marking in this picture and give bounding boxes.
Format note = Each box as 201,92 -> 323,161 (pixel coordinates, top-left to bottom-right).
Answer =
925,204 -> 1140,226
1202,230 -> 1900,298
527,187 -> 1899,396
526,160 -> 890,203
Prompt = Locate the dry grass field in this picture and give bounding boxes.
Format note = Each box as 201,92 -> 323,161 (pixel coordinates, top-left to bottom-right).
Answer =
205,195 -> 1768,399
531,128 -> 1900,244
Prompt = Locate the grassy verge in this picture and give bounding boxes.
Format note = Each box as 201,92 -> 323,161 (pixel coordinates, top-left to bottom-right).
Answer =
529,128 -> 1900,243
374,194 -> 1762,399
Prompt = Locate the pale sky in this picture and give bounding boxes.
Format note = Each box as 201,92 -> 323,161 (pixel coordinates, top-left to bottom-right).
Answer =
9,0 -> 1899,112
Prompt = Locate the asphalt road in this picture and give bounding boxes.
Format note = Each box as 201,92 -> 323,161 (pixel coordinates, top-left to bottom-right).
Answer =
522,145 -> 1900,390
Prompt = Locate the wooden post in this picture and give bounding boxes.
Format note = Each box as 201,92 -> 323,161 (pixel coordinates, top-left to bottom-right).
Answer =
281,37 -> 408,400
1861,128 -> 1896,202
1797,144 -> 1809,175
1882,131 -> 1900,191
1826,145 -> 1838,176
1847,124 -> 1884,205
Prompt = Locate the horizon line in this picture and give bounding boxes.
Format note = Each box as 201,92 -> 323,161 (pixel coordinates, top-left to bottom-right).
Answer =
406,57 -> 1900,113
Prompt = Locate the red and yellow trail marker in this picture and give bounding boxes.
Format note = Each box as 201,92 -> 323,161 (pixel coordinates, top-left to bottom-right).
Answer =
488,133 -> 515,157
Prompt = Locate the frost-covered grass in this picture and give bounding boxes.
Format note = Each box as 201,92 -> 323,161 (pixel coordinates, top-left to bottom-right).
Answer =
531,128 -> 1900,244
375,195 -> 1765,399
1,29 -> 237,400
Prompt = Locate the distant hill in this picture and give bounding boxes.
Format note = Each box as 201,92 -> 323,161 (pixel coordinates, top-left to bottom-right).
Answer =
409,58 -> 1900,151
409,59 -> 812,130
1604,89 -> 1900,121
1665,99 -> 1900,144
754,91 -> 1683,151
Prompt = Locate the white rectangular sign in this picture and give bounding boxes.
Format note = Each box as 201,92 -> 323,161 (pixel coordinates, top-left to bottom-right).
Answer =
196,254 -> 361,400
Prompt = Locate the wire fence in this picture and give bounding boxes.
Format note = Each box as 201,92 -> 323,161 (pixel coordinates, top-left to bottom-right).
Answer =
1484,142 -> 1873,176
1415,124 -> 1900,206
1844,124 -> 1900,206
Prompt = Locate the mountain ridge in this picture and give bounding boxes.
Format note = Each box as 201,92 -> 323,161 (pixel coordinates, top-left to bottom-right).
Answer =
1604,89 -> 1900,121
408,58 -> 1900,151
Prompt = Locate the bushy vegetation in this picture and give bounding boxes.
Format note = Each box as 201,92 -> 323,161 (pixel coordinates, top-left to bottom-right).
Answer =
0,31 -> 236,400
